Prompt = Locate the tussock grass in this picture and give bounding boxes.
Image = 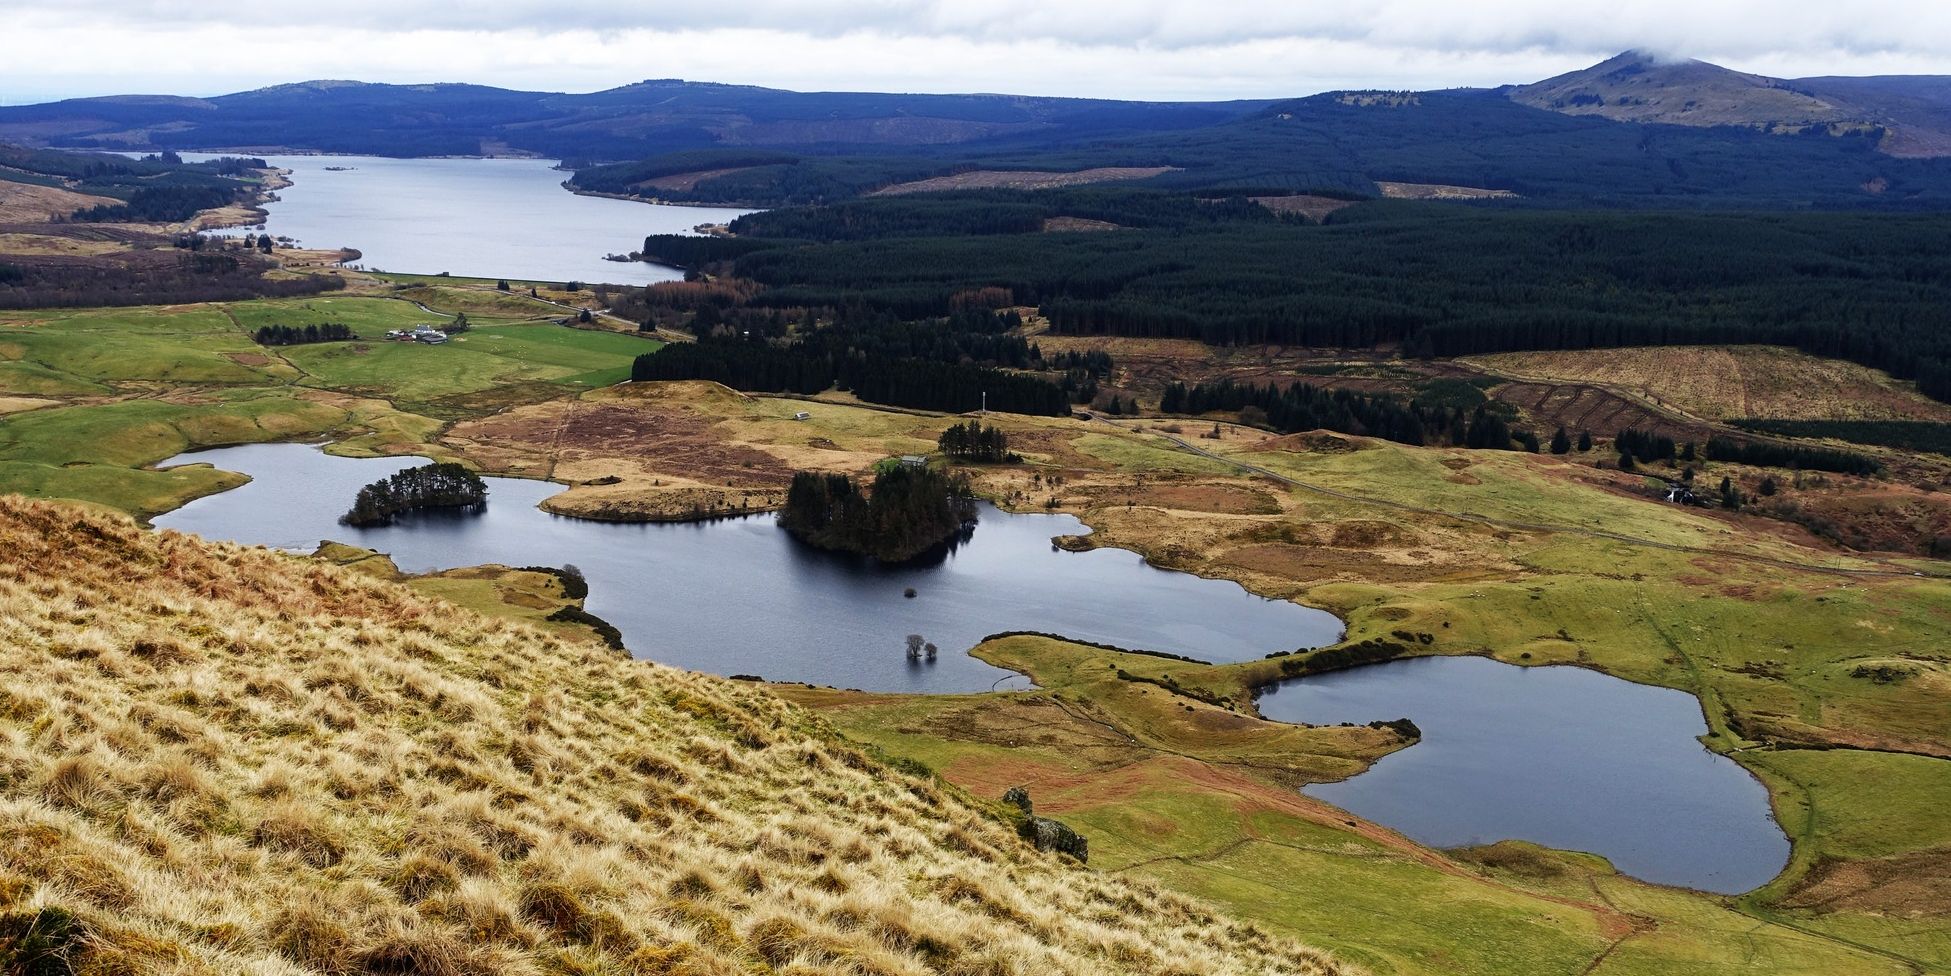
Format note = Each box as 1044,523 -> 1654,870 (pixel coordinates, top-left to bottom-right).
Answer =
0,496 -> 1344,975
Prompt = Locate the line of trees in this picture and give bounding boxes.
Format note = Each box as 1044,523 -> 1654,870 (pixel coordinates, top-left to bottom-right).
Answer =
253,322 -> 354,346
777,465 -> 978,562
1705,436 -> 1880,476
939,421 -> 1013,462
341,463 -> 489,527
1162,378 -> 1531,450
630,337 -> 1074,415
1733,419 -> 1951,458
1615,428 -> 1688,465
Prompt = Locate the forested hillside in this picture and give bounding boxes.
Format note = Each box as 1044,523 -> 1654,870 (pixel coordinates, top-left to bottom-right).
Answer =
0,81 -> 1267,162
581,85 -> 1951,209
0,143 -> 263,221
693,196 -> 1951,401
11,59 -> 1951,209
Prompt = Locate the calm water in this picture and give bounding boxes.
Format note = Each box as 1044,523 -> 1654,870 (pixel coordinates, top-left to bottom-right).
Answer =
1256,655 -> 1790,893
153,443 -> 1344,694
192,154 -> 748,285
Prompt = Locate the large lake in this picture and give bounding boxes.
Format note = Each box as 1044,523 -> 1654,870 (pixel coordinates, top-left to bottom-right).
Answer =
153,443 -> 1344,694
194,154 -> 748,286
1256,655 -> 1790,893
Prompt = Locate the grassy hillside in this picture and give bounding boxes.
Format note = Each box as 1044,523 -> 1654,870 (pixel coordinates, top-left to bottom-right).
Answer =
0,495 -> 1342,975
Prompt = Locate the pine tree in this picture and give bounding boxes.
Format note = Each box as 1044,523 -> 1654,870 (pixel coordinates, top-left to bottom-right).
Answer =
1719,476 -> 1741,509
1550,427 -> 1572,455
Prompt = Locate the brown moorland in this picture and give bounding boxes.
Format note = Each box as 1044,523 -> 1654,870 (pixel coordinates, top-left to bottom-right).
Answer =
0,495 -> 1348,976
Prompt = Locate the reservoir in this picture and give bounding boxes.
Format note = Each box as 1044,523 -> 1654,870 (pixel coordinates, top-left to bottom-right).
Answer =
200,154 -> 748,286
153,443 -> 1345,694
1255,655 -> 1791,893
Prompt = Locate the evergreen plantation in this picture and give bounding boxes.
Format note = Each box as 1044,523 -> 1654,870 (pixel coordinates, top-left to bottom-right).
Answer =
778,466 -> 979,562
675,195 -> 1951,403
629,309 -> 1089,416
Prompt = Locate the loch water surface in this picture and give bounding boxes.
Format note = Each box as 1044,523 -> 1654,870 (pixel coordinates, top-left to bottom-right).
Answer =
1256,655 -> 1791,893
193,153 -> 748,285
155,443 -> 1345,694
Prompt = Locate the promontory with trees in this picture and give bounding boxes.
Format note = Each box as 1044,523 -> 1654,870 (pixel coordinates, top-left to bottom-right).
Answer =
777,464 -> 978,562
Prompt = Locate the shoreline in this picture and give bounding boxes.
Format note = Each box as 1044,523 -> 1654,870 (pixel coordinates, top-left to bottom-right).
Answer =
564,185 -> 762,211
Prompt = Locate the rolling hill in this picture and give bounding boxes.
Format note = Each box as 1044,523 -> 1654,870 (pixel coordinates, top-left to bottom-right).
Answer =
0,494 -> 1342,975
0,80 -> 1271,161
6,55 -> 1951,211
1512,50 -> 1951,158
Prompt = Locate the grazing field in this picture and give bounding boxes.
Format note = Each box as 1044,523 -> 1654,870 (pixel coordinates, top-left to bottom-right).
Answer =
0,389 -> 435,515
786,635 -> 1929,976
0,292 -> 657,514
282,323 -> 655,411
1467,346 -> 1951,423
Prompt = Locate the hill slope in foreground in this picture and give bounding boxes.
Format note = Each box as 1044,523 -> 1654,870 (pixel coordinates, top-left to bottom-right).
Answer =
0,496 -> 1340,976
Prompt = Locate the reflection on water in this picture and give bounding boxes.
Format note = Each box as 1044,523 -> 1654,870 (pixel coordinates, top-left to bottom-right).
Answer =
155,443 -> 1344,694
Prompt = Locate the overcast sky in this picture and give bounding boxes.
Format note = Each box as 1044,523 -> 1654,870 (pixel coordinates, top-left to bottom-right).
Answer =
5,1 -> 1951,103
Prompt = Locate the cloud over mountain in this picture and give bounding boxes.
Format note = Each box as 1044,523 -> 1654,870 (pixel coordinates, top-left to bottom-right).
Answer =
5,0 -> 1951,101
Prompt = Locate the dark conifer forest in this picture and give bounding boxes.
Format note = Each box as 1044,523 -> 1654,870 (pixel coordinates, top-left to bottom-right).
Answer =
680,196 -> 1951,403
777,466 -> 978,561
630,309 -> 1080,415
341,463 -> 489,527
1163,379 -> 1530,450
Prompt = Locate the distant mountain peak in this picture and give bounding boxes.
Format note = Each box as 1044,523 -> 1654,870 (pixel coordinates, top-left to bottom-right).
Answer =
1512,51 -> 1851,128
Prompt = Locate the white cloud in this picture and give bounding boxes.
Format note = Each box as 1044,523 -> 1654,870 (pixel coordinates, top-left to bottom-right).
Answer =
2,1 -> 1949,102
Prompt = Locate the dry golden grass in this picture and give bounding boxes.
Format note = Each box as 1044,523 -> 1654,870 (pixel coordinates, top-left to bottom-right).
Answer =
0,183 -> 119,223
1373,182 -> 1519,200
869,168 -> 1179,196
1465,346 -> 1951,422
0,396 -> 58,416
0,495 -> 1345,976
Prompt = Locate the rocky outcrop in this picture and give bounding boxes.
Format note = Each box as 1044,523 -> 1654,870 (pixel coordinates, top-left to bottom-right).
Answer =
1003,786 -> 1089,862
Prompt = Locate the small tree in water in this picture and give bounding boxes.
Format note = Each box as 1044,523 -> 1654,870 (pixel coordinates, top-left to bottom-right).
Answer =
905,634 -> 925,660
